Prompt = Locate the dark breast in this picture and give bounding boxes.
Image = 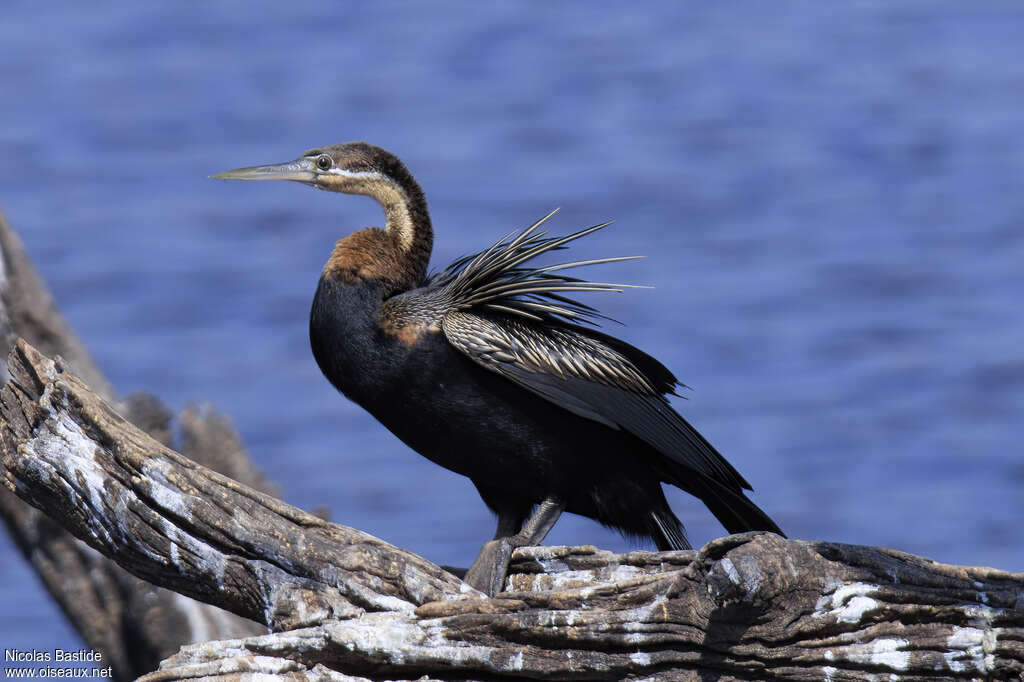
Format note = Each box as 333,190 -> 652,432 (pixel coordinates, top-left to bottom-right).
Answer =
309,276 -> 643,499
309,276 -> 389,402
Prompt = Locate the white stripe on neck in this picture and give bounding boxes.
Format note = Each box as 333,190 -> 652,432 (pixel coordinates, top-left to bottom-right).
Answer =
327,168 -> 415,252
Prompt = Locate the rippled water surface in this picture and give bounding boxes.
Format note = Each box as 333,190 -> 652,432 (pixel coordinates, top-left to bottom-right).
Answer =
2,0 -> 1023,666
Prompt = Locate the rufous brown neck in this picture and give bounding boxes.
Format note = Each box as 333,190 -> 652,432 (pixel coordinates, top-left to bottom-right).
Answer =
317,146 -> 433,297
322,226 -> 425,297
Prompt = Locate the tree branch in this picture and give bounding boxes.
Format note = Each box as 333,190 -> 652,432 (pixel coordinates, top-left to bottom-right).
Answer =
3,340 -> 1023,681
0,212 -> 265,680
1,340 -> 469,631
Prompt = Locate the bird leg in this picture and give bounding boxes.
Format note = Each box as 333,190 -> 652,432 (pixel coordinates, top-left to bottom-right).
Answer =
464,496 -> 565,596
491,510 -> 525,540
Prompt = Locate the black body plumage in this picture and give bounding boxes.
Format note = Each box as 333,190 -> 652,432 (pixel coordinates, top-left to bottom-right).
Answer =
216,142 -> 783,559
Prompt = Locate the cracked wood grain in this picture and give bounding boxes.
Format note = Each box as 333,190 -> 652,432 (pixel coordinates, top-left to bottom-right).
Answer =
0,212 -> 265,681
4,341 -> 1024,680
0,340 -> 470,634
140,536 -> 1024,681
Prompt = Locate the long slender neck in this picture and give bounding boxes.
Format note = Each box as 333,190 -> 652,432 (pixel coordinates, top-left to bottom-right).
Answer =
323,166 -> 433,296
371,169 -> 433,283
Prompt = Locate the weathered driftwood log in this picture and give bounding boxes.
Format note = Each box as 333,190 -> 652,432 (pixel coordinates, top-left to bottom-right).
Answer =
3,341 -> 1023,681
0,341 -> 469,624
0,212 -> 266,681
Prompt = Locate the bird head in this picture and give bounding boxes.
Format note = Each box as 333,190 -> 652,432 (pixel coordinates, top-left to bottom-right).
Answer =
212,141 -> 416,198
213,142 -> 431,265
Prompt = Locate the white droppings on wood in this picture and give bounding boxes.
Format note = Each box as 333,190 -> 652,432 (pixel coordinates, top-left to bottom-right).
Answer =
845,637 -> 910,671
323,615 -> 497,670
536,557 -> 571,575
136,458 -> 234,586
508,650 -> 524,671
715,555 -> 763,600
36,355 -> 59,383
25,384 -> 148,558
315,562 -> 416,614
522,545 -> 579,575
236,627 -> 328,658
266,583 -> 331,627
608,564 -> 644,580
838,594 -> 879,624
942,604 -> 1002,674
535,608 -> 586,631
19,391 -> 122,549
377,593 -> 415,614
142,458 -> 192,518
160,516 -> 228,587
815,582 -> 881,623
642,593 -> 667,620
719,557 -> 741,585
629,652 -> 651,665
522,566 -> 644,593
620,594 -> 670,645
969,581 -> 991,606
945,627 -> 983,672
718,555 -> 763,600
399,564 -> 452,604
964,603 -> 999,628
332,615 -> 408,666
242,656 -> 306,675
542,557 -> 572,572
163,639 -> 314,677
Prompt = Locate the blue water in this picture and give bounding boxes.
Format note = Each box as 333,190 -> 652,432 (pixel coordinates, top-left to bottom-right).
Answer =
2,0 -> 1024,670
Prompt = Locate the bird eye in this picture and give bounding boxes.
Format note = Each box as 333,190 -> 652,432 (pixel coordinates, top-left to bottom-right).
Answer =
315,154 -> 333,171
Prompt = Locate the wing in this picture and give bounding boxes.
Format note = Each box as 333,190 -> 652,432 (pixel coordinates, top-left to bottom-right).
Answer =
426,209 -> 645,327
442,310 -> 751,491
420,210 -> 750,490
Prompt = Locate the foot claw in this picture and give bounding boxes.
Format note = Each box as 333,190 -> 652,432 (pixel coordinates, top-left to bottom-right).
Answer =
464,536 -> 525,596
464,497 -> 566,596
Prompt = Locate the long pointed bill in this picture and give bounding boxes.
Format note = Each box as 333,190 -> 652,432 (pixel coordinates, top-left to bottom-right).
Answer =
211,157 -> 316,183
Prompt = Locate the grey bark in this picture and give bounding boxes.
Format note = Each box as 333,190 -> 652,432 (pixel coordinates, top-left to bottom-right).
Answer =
3,339 -> 1023,682
0,212 -> 266,681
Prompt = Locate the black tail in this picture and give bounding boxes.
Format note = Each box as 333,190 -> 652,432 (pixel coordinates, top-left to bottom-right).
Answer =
648,506 -> 692,551
687,475 -> 784,537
